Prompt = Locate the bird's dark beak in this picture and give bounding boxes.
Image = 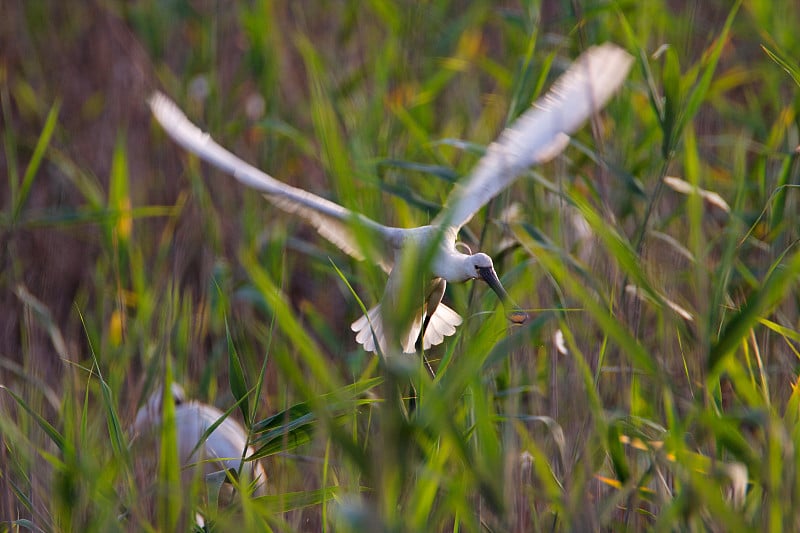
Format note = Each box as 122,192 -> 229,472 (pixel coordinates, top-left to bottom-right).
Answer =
477,266 -> 528,324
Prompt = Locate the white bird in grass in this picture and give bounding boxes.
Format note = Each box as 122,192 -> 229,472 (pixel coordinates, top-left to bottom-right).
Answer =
132,383 -> 267,498
149,43 -> 633,355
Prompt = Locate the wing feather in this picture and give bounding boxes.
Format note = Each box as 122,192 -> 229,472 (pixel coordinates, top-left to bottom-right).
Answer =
421,303 -> 462,350
435,43 -> 633,230
149,92 -> 393,270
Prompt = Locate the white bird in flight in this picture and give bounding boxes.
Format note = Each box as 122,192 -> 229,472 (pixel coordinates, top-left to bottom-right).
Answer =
149,43 -> 633,355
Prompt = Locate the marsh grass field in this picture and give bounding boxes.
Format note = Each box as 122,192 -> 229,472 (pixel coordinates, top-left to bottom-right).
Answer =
2,0 -> 800,531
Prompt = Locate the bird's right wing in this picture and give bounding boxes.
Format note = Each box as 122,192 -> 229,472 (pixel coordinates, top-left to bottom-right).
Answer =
149,92 -> 394,272
434,43 -> 633,231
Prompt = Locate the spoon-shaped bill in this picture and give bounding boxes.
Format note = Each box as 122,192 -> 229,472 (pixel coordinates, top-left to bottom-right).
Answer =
506,309 -> 529,324
477,266 -> 529,324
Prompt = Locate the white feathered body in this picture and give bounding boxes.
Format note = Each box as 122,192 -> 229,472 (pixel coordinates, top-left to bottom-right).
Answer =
133,386 -> 267,497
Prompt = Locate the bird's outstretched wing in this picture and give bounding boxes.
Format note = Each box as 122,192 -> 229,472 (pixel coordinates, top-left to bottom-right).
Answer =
434,43 -> 633,231
149,92 -> 395,271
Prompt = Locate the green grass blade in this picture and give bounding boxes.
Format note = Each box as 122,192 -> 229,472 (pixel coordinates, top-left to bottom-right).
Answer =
157,360 -> 181,532
226,317 -> 251,422
294,34 -> 355,206
251,377 -> 381,458
13,100 -> 60,222
708,246 -> 800,372
240,249 -> 342,394
1,386 -> 66,452
761,43 -> 800,87
257,486 -> 338,513
185,393 -> 251,463
676,0 -> 741,144
660,46 -> 681,158
512,224 -> 658,377
108,134 -> 133,245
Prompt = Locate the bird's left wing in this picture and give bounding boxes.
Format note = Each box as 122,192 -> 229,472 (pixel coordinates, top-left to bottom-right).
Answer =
434,43 -> 633,231
149,92 -> 395,272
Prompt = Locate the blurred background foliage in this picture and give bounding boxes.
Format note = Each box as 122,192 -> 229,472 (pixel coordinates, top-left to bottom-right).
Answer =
2,0 -> 800,531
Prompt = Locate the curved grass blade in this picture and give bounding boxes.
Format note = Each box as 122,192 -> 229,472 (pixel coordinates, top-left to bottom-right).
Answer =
13,100 -> 60,222
1,386 -> 65,452
250,377 -> 381,459
225,316 -> 250,423
158,360 -> 181,532
257,486 -> 338,513
709,246 -> 800,372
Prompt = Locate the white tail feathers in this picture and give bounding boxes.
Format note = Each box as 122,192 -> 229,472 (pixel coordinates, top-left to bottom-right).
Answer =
351,303 -> 463,355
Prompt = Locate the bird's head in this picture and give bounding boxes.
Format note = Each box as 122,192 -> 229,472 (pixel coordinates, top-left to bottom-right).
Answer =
466,252 -> 528,324
466,252 -> 505,294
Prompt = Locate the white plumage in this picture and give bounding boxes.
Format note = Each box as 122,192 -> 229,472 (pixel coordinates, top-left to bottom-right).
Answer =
132,384 -> 267,497
149,43 -> 633,355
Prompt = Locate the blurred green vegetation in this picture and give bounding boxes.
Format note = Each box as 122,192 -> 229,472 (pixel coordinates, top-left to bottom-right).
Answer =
2,0 -> 800,531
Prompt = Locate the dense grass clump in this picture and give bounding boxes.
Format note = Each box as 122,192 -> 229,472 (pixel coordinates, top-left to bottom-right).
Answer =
2,0 -> 800,531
